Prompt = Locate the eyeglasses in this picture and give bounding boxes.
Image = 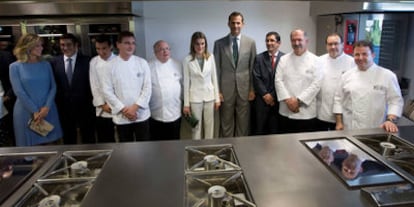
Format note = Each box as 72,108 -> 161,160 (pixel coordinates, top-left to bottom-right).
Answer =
157,47 -> 170,52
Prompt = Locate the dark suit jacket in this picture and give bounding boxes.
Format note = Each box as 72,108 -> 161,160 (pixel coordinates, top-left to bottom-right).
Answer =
49,52 -> 93,115
252,51 -> 284,99
213,34 -> 256,101
0,51 -> 16,111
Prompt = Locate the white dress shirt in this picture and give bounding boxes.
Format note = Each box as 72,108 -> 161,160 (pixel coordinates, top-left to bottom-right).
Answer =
102,55 -> 152,125
90,53 -> 116,118
230,34 -> 241,54
317,53 -> 355,123
148,58 -> 182,122
333,64 -> 403,130
64,53 -> 77,74
275,50 -> 323,119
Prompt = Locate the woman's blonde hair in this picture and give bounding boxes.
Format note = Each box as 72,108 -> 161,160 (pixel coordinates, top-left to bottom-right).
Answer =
13,33 -> 42,62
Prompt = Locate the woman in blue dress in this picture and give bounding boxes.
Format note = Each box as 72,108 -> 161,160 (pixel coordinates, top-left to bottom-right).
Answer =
10,33 -> 62,146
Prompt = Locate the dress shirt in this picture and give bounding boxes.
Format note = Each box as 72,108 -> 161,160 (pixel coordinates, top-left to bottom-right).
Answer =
90,53 -> 116,118
64,53 -> 77,75
317,53 -> 355,123
269,51 -> 279,69
275,50 -> 323,119
102,55 -> 152,124
148,58 -> 182,122
230,34 -> 241,55
333,64 -> 403,130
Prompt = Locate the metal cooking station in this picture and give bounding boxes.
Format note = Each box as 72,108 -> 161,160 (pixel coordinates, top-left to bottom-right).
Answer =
1,126 -> 414,207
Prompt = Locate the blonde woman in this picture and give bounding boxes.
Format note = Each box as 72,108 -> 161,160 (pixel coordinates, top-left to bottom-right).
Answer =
10,33 -> 62,146
183,32 -> 220,139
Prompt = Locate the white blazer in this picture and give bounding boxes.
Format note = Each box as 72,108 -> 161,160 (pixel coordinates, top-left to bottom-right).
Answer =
183,54 -> 220,107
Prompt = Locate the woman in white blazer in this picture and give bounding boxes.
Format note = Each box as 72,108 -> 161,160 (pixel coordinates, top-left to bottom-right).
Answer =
183,32 -> 220,139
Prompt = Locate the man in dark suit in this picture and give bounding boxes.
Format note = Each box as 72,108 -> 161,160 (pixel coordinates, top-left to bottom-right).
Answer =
50,33 -> 95,144
214,11 -> 256,137
252,31 -> 284,135
0,50 -> 16,146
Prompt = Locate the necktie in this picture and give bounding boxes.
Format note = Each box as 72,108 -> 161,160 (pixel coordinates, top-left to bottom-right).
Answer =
232,37 -> 238,66
67,58 -> 73,85
271,54 -> 275,69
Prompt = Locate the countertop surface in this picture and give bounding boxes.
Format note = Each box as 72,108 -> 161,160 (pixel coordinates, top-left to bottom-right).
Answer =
2,126 -> 414,207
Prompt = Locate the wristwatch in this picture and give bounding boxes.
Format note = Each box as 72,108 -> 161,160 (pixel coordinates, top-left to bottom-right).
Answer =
386,117 -> 398,124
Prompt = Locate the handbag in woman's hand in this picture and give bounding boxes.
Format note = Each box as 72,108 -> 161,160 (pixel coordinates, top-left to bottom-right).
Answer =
28,118 -> 54,137
184,113 -> 199,128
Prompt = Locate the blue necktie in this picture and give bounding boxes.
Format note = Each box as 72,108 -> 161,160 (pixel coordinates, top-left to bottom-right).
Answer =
67,58 -> 73,85
232,37 -> 238,66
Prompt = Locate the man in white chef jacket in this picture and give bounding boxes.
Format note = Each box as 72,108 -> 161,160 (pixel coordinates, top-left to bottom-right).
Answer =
102,31 -> 152,142
89,35 -> 117,143
333,40 -> 403,133
316,33 -> 355,131
275,29 -> 323,133
148,40 -> 182,141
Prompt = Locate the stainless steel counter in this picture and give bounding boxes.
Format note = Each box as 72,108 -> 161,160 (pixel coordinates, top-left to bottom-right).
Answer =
2,126 -> 414,207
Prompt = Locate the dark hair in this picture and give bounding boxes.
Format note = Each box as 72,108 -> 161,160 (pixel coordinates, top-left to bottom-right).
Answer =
228,11 -> 244,23
117,31 -> 135,43
266,31 -> 281,42
325,33 -> 343,44
189,31 -> 210,61
95,34 -> 112,46
60,33 -> 79,45
353,40 -> 373,53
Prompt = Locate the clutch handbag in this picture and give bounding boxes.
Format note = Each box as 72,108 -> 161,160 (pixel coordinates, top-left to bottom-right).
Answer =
28,118 -> 54,137
184,112 -> 199,128
403,99 -> 414,121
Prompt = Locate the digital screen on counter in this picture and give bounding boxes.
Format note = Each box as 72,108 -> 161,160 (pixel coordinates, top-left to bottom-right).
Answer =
302,138 -> 405,189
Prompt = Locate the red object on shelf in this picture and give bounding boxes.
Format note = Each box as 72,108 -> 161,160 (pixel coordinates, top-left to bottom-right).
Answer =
344,19 -> 358,55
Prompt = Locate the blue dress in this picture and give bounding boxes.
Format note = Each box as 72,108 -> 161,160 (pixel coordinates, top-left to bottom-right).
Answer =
10,61 -> 62,146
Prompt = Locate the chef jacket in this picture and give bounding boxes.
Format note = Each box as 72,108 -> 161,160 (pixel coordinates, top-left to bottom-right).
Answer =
317,53 -> 355,123
89,53 -> 116,118
333,64 -> 403,130
275,50 -> 323,119
102,55 -> 152,124
148,58 -> 182,122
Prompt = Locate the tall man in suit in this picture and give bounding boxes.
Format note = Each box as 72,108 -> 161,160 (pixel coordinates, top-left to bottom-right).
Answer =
252,32 -> 284,135
50,33 -> 96,144
214,11 -> 256,137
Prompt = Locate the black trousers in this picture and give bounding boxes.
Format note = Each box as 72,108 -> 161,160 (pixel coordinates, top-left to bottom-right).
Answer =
315,119 -> 336,131
117,119 -> 150,142
61,109 -> 96,145
95,117 -> 116,143
149,117 -> 181,141
253,97 -> 279,135
278,115 -> 317,134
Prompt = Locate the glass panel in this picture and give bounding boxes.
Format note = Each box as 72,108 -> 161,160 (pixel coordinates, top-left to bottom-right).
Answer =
303,138 -> 404,188
0,153 -> 55,204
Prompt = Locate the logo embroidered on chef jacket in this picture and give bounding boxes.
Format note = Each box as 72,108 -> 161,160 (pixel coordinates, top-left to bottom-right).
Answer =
373,85 -> 386,91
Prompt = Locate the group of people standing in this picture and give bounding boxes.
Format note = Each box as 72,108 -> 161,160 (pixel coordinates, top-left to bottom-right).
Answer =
0,10 -> 404,147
